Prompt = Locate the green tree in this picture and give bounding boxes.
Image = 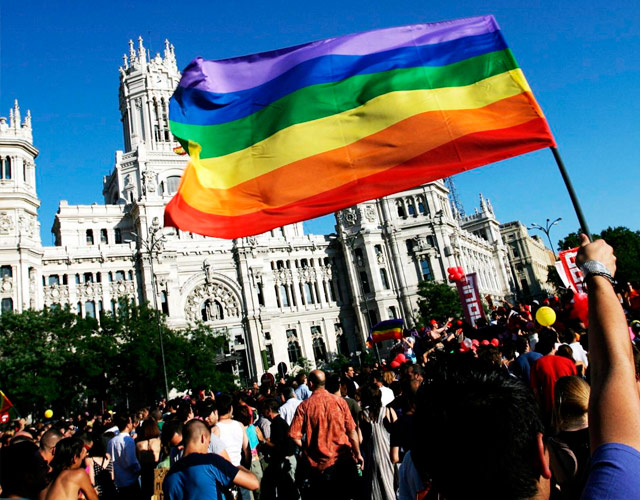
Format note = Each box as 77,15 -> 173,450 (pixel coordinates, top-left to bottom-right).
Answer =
416,280 -> 462,325
0,302 -> 234,415
557,230 -> 583,251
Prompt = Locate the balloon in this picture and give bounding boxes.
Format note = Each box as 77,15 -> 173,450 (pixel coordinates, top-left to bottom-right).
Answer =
481,340 -> 490,346
535,306 -> 556,327
395,353 -> 407,363
44,409 -> 53,419
490,338 -> 500,347
390,361 -> 400,369
572,292 -> 589,327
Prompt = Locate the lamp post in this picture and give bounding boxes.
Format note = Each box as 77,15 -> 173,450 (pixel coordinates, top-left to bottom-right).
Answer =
528,217 -> 562,258
132,217 -> 170,401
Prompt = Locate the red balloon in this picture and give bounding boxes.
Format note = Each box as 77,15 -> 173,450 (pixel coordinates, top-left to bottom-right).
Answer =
390,360 -> 400,368
573,292 -> 589,327
395,353 -> 407,363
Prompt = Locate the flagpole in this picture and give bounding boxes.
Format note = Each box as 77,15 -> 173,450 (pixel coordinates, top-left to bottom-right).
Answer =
550,147 -> 592,238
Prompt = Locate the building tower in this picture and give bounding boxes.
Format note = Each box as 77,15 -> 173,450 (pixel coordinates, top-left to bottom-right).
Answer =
0,100 -> 42,313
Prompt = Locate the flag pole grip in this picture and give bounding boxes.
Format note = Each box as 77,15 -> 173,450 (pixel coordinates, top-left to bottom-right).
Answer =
550,147 -> 592,239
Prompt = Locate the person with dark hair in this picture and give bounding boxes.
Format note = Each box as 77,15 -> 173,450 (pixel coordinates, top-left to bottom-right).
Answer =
0,440 -> 50,499
412,362 -> 549,499
359,383 -> 397,500
371,370 -> 395,407
510,336 -> 542,384
106,414 -> 141,499
163,420 -> 259,500
86,431 -> 117,500
135,418 -> 161,499
295,373 -> 311,401
197,400 -> 229,460
261,398 -> 297,500
216,393 -> 251,470
157,419 -> 183,469
289,370 -> 363,500
278,386 -> 301,425
45,436 -> 98,500
341,365 -> 358,399
39,428 -> 63,465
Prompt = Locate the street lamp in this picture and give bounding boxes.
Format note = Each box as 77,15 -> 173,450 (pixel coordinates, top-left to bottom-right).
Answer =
132,217 -> 170,401
528,217 -> 562,258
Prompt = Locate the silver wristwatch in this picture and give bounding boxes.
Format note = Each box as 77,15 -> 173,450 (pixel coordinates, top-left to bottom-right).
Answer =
580,260 -> 614,285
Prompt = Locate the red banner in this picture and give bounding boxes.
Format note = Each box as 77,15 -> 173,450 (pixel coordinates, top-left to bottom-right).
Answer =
456,273 -> 486,326
558,247 -> 585,294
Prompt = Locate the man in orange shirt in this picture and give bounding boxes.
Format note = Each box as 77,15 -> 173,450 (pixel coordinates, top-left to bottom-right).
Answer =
289,370 -> 364,500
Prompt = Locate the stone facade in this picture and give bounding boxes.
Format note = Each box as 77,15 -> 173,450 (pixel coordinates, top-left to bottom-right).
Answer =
500,221 -> 556,299
0,38 -> 525,385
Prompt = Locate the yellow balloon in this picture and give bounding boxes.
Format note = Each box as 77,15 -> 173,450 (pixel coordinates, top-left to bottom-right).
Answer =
44,409 -> 53,419
535,306 -> 556,327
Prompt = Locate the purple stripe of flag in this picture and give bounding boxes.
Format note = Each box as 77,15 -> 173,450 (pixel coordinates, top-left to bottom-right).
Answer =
179,15 -> 499,94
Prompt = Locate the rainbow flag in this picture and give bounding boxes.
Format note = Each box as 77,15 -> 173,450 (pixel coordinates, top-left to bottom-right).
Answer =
371,319 -> 404,343
165,15 -> 555,238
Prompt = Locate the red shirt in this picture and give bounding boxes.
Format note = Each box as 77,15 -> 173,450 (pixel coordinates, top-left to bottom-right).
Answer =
530,355 -> 577,417
288,388 -> 356,470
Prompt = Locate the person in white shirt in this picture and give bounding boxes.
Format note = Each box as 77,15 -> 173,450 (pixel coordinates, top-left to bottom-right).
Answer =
372,370 -> 395,407
278,387 -> 302,425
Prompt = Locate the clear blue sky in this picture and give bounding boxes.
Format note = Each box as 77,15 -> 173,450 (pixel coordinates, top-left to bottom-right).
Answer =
1,0 -> 638,248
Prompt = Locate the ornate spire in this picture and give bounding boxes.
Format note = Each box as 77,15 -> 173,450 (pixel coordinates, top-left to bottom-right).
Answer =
129,39 -> 136,62
137,36 -> 146,65
13,100 -> 21,129
122,53 -> 129,69
24,110 -> 31,129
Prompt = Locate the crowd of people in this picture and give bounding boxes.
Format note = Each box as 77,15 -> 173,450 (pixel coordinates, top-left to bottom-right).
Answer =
0,236 -> 640,500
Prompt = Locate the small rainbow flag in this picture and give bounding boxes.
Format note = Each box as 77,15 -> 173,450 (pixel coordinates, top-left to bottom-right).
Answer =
165,15 -> 555,238
371,319 -> 404,343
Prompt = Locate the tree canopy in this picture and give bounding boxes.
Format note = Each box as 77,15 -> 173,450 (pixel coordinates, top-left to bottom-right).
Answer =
416,280 -> 462,325
0,302 -> 234,416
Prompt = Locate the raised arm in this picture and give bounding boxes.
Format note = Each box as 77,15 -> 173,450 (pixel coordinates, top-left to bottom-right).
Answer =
577,235 -> 640,451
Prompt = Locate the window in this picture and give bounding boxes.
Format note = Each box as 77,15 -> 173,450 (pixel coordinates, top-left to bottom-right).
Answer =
115,270 -> 125,282
100,229 -> 108,244
265,344 -> 274,368
374,245 -> 382,257
354,248 -> 364,267
396,201 -> 405,217
313,336 -> 327,363
128,270 -> 134,281
418,198 -> 426,214
48,275 -> 60,286
84,273 -> 93,283
280,285 -> 290,307
368,309 -> 379,328
380,268 -> 390,289
75,274 -> 81,284
521,279 -> 530,295
1,298 -> 13,313
406,239 -> 414,254
166,176 -> 181,195
360,271 -> 371,294
201,299 -> 224,321
0,266 -> 12,278
388,306 -> 398,319
286,329 -> 301,363
114,228 -> 122,244
407,200 -> 416,216
161,291 -> 169,315
86,229 -> 94,245
256,283 -> 264,306
512,245 -> 520,258
420,259 -> 433,281
96,272 -> 102,283
301,259 -> 308,268
2,157 -> 12,180
77,302 -> 83,316
304,282 -> 314,304
85,301 -> 96,319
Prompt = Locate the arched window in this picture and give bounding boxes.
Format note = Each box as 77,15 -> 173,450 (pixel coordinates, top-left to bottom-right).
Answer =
166,176 -> 181,195
420,258 -> 433,281
313,337 -> 327,363
396,200 -> 405,217
114,228 -> 122,244
417,197 -> 426,215
286,329 -> 302,363
48,275 -> 60,286
0,265 -> 12,278
407,199 -> 416,216
354,248 -> 364,267
388,306 -> 398,319
100,229 -> 108,244
86,229 -> 94,245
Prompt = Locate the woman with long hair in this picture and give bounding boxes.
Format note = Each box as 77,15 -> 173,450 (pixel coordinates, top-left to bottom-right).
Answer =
549,376 -> 591,500
359,382 -> 397,500
86,431 -> 117,499
45,436 -> 98,500
135,418 -> 162,499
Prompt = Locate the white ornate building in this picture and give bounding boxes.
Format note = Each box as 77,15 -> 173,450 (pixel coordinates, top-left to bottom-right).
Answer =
0,38 -> 521,384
